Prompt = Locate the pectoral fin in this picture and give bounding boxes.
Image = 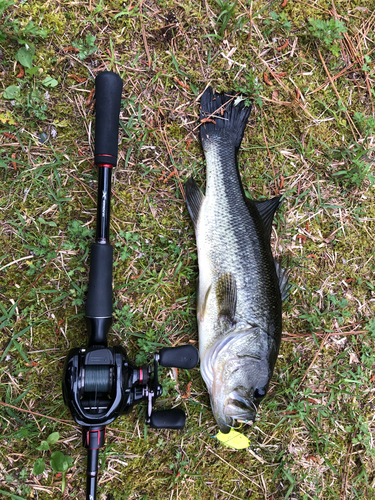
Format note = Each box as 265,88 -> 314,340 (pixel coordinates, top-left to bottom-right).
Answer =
198,284 -> 211,322
185,177 -> 204,228
216,273 -> 237,324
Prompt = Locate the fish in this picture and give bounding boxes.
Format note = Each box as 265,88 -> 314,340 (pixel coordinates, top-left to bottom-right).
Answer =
185,87 -> 289,433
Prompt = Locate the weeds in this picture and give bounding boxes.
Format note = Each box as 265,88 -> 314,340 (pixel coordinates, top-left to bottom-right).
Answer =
234,67 -> 264,108
72,34 -> 98,60
263,11 -> 291,38
308,18 -> 348,56
1,0 -> 375,499
212,0 -> 238,41
354,111 -> 375,136
2,4 -> 52,124
31,432 -> 74,493
330,142 -> 375,189
0,0 -> 47,43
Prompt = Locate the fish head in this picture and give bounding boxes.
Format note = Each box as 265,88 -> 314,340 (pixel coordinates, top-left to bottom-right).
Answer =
201,326 -> 275,434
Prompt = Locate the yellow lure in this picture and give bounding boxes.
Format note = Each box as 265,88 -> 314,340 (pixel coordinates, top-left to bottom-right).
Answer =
216,429 -> 250,450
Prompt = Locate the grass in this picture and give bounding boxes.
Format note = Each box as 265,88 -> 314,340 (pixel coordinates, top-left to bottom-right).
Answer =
0,0 -> 375,499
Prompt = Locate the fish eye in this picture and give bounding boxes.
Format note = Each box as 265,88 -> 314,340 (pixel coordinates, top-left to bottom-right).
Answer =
254,388 -> 266,399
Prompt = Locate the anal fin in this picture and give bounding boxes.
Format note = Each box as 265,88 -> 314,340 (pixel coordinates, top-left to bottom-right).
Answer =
274,260 -> 290,302
254,197 -> 282,242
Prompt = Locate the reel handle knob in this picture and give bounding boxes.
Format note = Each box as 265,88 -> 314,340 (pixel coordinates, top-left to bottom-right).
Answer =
159,345 -> 199,369
149,409 -> 186,429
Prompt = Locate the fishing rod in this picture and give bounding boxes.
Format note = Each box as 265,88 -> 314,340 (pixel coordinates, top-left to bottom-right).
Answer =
62,71 -> 199,500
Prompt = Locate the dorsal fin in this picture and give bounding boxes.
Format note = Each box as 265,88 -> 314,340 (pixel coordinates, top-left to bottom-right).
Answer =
254,197 -> 282,241
216,273 -> 237,324
185,176 -> 205,228
274,260 -> 290,302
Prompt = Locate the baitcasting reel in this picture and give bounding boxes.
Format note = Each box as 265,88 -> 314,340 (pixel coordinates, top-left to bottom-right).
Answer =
61,71 -> 199,500
62,343 -> 198,498
63,344 -> 198,429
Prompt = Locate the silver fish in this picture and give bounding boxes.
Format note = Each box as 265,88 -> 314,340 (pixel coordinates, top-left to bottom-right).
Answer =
185,87 -> 289,433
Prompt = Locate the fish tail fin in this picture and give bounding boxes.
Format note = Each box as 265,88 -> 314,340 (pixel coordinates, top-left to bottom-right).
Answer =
200,86 -> 252,149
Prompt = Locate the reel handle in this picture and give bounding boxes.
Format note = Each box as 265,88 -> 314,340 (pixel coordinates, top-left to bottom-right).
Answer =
149,409 -> 186,429
159,345 -> 199,369
94,71 -> 123,167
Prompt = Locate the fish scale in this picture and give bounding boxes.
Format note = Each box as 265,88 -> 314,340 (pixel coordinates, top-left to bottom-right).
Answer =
185,87 -> 289,433
201,137 -> 280,340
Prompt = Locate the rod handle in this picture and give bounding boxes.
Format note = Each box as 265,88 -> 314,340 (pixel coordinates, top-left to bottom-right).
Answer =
94,71 -> 123,167
86,244 -> 113,319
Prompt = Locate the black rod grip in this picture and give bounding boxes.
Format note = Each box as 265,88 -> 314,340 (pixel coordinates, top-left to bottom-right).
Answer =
94,71 -> 123,167
86,244 -> 113,318
159,345 -> 199,369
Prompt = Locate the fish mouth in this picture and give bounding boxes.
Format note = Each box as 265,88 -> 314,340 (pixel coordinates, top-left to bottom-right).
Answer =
217,418 -> 233,434
223,390 -> 257,422
215,405 -> 256,434
212,390 -> 257,434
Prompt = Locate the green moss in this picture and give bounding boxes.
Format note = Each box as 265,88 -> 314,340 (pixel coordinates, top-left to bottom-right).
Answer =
1,0 -> 375,498
43,11 -> 68,35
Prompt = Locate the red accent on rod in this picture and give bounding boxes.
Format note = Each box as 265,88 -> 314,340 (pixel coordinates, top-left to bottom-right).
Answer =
139,368 -> 143,383
97,163 -> 113,169
87,429 -> 105,449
